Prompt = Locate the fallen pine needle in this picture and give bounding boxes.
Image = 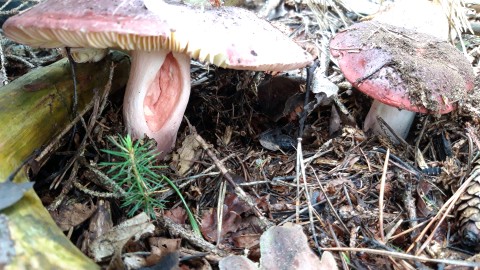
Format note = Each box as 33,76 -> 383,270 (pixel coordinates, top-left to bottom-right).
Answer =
323,247 -> 480,267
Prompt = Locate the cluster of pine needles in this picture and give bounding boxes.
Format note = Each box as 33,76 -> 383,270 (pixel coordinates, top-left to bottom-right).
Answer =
101,135 -> 200,235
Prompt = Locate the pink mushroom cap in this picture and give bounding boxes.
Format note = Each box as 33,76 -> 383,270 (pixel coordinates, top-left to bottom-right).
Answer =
3,0 -> 312,71
330,21 -> 475,114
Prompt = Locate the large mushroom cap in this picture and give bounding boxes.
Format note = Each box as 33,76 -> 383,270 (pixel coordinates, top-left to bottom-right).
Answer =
3,0 -> 312,71
329,21 -> 475,114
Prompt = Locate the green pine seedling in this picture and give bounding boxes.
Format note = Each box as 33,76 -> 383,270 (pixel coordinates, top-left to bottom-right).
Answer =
100,135 -> 201,236
100,135 -> 165,218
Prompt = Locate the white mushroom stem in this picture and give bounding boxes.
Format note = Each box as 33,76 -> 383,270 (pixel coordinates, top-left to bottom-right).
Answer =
363,100 -> 416,143
123,50 -> 191,158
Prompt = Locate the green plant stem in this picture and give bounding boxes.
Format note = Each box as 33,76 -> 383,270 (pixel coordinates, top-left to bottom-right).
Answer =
161,175 -> 201,237
128,146 -> 150,207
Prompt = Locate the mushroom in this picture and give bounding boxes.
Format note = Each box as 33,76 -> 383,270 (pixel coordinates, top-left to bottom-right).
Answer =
3,0 -> 312,157
329,21 -> 474,142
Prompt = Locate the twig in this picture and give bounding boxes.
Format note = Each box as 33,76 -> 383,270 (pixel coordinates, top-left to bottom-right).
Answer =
0,32 -> 8,86
190,124 -> 273,229
377,117 -> 412,151
414,116 -> 430,167
73,181 -> 120,198
159,216 -> 227,257
302,139 -> 332,164
402,177 -> 419,240
312,168 -> 349,232
159,154 -> 236,201
371,148 -> 422,178
278,199 -> 327,225
216,180 -> 227,246
298,62 -> 319,138
378,148 -> 390,242
295,138 -> 321,253
47,63 -> 116,210
6,54 -> 35,68
65,47 -> 78,118
327,222 -> 349,270
78,158 -> 126,196
323,247 -> 480,267
389,219 -> 429,241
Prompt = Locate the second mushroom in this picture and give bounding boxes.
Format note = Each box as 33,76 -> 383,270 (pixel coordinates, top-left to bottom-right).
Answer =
329,21 -> 474,142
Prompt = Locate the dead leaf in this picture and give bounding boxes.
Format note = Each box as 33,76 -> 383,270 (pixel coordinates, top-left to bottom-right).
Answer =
50,201 -> 96,231
221,225 -> 339,270
225,192 -> 250,214
219,255 -> 259,270
260,223 -> 334,270
417,179 -> 434,217
231,233 -> 260,249
89,212 -> 154,262
259,129 -> 295,152
172,134 -> 201,176
200,193 -> 253,242
319,251 -> 339,270
149,237 -> 181,253
200,207 -> 241,242
165,207 -> 188,225
82,200 -> 113,255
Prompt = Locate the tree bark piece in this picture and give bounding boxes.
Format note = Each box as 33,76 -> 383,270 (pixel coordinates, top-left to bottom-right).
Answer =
0,52 -> 130,270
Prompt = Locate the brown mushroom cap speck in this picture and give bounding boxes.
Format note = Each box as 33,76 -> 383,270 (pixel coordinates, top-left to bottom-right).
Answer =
330,21 -> 475,114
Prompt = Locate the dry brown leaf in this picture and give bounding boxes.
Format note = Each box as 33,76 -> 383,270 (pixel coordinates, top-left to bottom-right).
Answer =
231,233 -> 260,249
200,193 -> 254,242
165,207 -> 188,225
172,134 -> 201,176
200,207 -> 241,242
219,255 -> 258,270
89,212 -> 154,262
260,223 -> 338,270
50,201 -> 96,231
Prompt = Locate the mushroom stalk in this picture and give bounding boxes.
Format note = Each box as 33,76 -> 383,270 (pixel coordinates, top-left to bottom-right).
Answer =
363,100 -> 416,142
123,50 -> 191,157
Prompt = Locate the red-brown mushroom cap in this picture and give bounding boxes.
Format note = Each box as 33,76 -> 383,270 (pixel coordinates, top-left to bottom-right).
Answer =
329,21 -> 475,114
3,0 -> 312,71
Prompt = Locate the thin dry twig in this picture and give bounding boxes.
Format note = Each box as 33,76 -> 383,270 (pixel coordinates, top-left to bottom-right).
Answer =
46,62 -> 116,210
159,216 -> 227,257
215,180 -> 227,246
324,247 -> 480,267
312,168 -> 349,232
378,148 -> 390,242
295,138 -> 321,252
188,122 -> 273,230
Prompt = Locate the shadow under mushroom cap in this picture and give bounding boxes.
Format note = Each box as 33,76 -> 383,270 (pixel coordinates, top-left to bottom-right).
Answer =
330,21 -> 475,114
